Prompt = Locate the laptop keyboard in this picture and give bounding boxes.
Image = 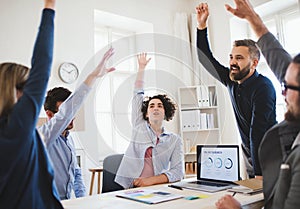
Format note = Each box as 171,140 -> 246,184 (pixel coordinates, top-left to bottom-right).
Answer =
189,181 -> 229,187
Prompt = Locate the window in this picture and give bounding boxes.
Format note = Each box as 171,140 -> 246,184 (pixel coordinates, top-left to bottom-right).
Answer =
282,10 -> 300,55
94,10 -> 153,153
248,6 -> 300,122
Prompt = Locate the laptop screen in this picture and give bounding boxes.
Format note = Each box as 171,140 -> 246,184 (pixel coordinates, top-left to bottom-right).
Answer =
197,145 -> 240,182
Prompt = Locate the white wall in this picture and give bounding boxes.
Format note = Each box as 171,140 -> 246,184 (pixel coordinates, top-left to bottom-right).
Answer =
4,0 -> 298,192
3,0 -> 274,188
190,0 -> 241,145
0,0 -> 198,191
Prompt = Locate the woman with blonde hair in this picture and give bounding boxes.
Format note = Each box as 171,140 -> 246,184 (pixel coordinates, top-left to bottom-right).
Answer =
0,0 -> 63,208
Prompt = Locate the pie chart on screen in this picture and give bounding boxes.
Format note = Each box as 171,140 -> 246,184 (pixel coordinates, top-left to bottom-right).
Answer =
224,158 -> 233,169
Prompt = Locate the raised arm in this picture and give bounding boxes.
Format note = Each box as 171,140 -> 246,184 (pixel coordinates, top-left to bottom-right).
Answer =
9,0 -> 55,136
84,48 -> 115,87
196,2 -> 209,30
225,0 -> 292,82
40,48 -> 115,146
135,53 -> 151,89
195,3 -> 231,86
131,53 -> 151,127
225,0 -> 268,39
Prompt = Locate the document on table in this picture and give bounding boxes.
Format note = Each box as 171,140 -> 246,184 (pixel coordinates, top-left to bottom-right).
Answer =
116,189 -> 183,204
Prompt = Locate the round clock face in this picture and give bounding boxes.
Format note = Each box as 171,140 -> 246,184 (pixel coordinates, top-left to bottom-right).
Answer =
58,62 -> 79,84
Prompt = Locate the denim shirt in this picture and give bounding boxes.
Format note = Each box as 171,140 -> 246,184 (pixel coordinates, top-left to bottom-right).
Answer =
38,83 -> 91,200
115,89 -> 184,189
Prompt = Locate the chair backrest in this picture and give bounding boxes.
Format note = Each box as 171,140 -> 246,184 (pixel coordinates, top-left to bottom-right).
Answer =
102,154 -> 124,193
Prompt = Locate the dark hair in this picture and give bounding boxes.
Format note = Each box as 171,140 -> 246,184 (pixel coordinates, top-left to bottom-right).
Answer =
292,53 -> 300,85
233,39 -> 260,61
44,87 -> 71,112
141,94 -> 176,121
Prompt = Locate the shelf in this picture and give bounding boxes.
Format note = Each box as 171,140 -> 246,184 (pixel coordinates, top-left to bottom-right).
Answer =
179,85 -> 221,167
184,152 -> 196,155
182,128 -> 219,133
181,106 -> 218,110
184,174 -> 197,179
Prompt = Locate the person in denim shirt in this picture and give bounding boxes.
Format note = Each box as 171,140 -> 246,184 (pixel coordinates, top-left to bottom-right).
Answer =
38,48 -> 115,199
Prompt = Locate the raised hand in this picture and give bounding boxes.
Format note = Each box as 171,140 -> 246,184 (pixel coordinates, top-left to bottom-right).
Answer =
134,53 -> 151,88
137,53 -> 151,71
195,3 -> 209,30
92,48 -> 116,78
84,48 -> 115,86
225,0 -> 255,20
44,0 -> 56,9
225,0 -> 268,38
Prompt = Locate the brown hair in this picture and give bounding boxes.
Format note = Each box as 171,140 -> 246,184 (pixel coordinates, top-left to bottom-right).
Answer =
0,63 -> 29,117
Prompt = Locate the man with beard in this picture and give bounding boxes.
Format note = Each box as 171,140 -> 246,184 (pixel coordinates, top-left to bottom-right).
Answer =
38,48 -> 115,200
195,3 -> 276,179
214,0 -> 300,209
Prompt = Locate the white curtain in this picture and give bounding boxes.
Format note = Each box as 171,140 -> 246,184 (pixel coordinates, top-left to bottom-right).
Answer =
173,13 -> 215,86
189,13 -> 201,86
173,13 -> 193,86
189,13 -> 216,86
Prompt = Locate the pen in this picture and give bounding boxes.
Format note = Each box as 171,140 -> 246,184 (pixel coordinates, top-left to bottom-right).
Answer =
168,184 -> 183,190
232,192 -> 236,197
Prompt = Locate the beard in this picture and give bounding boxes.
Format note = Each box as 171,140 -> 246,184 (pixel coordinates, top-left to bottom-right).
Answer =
285,98 -> 300,122
229,63 -> 251,82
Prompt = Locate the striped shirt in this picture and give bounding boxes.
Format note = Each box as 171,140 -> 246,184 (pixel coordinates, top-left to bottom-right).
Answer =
115,89 -> 184,189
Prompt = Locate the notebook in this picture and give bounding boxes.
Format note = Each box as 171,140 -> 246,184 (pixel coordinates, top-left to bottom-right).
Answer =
227,178 -> 263,195
116,189 -> 183,204
172,144 -> 240,192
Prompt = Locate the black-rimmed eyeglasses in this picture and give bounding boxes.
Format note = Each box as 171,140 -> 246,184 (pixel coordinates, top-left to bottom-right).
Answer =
281,82 -> 300,94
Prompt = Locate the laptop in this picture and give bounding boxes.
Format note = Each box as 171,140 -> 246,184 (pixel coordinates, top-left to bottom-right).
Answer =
172,144 -> 240,192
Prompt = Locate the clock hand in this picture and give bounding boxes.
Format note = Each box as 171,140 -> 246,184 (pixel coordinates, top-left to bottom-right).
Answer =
61,68 -> 69,73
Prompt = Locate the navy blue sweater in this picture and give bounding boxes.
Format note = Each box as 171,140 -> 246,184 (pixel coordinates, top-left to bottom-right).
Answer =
196,28 -> 277,176
0,9 -> 62,209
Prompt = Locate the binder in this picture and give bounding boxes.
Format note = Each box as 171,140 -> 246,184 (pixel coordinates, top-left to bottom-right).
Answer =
200,113 -> 207,129
207,113 -> 215,129
182,110 -> 201,131
196,85 -> 210,107
196,86 -> 202,107
200,86 -> 210,107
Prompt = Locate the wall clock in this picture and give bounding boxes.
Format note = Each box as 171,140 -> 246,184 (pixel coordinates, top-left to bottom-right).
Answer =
58,62 -> 79,84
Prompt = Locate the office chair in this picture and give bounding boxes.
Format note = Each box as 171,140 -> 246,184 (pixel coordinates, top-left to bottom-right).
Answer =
102,154 -> 124,193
